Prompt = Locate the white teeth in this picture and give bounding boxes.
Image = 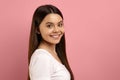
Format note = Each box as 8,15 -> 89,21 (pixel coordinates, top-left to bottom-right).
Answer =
52,35 -> 59,38
50,35 -> 60,38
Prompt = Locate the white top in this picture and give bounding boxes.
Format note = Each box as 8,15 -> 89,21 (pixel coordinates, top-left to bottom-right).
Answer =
29,49 -> 71,80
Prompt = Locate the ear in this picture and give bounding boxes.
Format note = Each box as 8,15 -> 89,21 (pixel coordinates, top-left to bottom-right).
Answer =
36,27 -> 40,34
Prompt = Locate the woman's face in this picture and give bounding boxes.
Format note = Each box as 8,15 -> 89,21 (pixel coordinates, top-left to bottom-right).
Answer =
39,13 -> 64,45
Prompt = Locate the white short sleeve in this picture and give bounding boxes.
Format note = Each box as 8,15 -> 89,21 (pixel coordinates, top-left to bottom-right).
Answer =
29,51 -> 51,80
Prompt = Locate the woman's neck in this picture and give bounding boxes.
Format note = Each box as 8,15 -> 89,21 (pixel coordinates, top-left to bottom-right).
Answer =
38,41 -> 56,54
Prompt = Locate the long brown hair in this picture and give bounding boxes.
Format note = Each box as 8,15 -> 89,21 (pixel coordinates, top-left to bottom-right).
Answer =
28,4 -> 74,80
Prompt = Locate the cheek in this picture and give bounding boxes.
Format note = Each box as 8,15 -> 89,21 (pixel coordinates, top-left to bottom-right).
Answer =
61,28 -> 65,33
40,30 -> 52,37
39,27 -> 51,34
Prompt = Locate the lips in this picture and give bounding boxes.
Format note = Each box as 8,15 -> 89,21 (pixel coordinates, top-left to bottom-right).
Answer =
50,34 -> 62,39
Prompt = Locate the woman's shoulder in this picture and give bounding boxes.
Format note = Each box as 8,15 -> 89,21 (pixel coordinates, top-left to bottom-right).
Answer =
29,49 -> 52,68
31,48 -> 50,60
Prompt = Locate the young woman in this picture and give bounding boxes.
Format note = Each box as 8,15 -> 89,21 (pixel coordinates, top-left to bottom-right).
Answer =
28,4 -> 74,80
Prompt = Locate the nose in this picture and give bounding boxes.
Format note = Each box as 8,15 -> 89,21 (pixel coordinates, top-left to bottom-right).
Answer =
53,26 -> 59,32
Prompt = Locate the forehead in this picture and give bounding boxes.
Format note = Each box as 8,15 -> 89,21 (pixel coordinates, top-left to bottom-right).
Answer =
42,13 -> 63,23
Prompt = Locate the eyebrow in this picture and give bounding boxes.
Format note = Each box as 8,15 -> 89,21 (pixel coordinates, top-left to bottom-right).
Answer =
46,20 -> 63,24
58,21 -> 63,23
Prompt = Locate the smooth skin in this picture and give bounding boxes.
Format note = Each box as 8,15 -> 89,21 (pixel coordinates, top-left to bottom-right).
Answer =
38,13 -> 64,64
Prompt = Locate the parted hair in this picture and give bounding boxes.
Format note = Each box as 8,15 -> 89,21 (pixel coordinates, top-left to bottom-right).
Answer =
28,4 -> 74,80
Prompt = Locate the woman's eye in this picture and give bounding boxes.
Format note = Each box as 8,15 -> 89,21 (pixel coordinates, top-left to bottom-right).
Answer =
47,24 -> 53,28
58,23 -> 63,27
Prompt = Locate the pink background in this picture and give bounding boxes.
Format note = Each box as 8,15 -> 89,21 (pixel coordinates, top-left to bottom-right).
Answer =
0,0 -> 120,80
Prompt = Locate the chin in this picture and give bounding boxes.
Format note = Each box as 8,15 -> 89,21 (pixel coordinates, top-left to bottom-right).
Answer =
50,40 -> 61,45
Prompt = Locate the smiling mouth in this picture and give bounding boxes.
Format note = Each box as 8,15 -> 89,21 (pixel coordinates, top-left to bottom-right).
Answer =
50,34 -> 62,39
